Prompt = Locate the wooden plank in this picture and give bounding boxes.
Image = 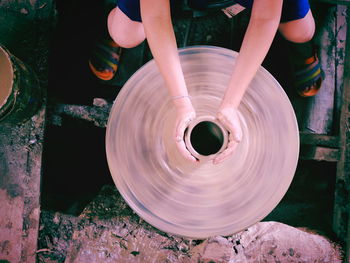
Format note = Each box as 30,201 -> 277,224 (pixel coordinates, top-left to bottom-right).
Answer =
300,145 -> 340,161
290,3 -> 335,134
49,102 -> 112,128
0,108 -> 46,263
333,5 -> 348,135
295,4 -> 336,134
333,5 -> 350,263
300,132 -> 339,147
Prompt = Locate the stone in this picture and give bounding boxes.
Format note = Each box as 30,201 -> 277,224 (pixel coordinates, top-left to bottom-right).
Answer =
238,222 -> 342,263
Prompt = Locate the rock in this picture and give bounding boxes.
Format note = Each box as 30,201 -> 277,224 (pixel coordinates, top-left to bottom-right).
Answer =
238,222 -> 342,263
191,237 -> 234,263
93,98 -> 108,108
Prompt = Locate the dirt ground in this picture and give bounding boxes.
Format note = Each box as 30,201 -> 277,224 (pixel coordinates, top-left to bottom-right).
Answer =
0,0 -> 346,262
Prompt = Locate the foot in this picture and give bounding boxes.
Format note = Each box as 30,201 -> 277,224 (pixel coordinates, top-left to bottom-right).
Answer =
294,52 -> 323,97
88,39 -> 122,81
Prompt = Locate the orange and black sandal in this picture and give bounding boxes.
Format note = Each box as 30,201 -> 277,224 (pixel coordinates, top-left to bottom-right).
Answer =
88,39 -> 122,81
294,52 -> 324,97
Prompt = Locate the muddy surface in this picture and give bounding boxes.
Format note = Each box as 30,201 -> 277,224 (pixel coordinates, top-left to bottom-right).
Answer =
37,185 -> 343,263
0,1 -> 341,262
0,3 -> 54,262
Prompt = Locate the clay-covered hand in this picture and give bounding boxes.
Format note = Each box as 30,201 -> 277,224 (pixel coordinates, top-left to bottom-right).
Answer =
174,103 -> 198,163
213,106 -> 242,164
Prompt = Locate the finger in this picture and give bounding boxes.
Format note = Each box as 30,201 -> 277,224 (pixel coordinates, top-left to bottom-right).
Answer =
231,121 -> 243,142
175,122 -> 187,139
174,115 -> 194,139
175,139 -> 198,163
217,112 -> 242,142
213,133 -> 238,164
213,141 -> 238,164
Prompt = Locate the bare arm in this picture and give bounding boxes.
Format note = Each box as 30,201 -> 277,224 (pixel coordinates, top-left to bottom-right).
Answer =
140,0 -> 191,109
221,0 -> 283,108
214,0 -> 283,164
140,0 -> 197,163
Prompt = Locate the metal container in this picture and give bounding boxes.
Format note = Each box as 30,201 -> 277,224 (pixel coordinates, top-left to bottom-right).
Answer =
0,45 -> 41,123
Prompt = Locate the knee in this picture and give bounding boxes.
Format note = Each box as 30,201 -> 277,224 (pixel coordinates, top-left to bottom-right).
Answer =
107,8 -> 145,48
279,10 -> 315,43
109,30 -> 145,48
281,26 -> 315,43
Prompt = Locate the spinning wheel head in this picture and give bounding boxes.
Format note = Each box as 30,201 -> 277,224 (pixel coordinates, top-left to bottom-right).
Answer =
106,46 -> 299,238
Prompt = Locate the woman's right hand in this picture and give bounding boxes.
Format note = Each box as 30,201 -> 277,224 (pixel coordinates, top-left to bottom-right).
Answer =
173,98 -> 198,163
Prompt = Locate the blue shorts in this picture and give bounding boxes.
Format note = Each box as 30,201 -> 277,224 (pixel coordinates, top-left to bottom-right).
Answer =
236,0 -> 310,23
117,0 -> 310,23
117,0 -> 176,22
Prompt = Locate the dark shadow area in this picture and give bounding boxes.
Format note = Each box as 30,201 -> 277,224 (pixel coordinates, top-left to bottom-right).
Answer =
264,160 -> 337,241
41,118 -> 114,215
41,0 -> 120,215
48,0 -> 119,104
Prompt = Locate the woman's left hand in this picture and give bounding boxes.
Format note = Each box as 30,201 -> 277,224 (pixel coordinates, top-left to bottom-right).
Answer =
213,106 -> 243,164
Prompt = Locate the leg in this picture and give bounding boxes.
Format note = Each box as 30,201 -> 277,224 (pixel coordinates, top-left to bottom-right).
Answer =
233,0 -> 321,96
278,10 -> 315,44
89,6 -> 146,81
278,10 -> 315,67
107,7 -> 145,48
278,10 -> 322,97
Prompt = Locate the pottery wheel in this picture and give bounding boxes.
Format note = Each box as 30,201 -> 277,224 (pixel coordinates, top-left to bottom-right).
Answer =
106,46 -> 299,238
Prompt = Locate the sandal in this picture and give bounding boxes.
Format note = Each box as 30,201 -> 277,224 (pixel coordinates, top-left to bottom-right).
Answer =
88,39 -> 122,81
294,52 -> 323,97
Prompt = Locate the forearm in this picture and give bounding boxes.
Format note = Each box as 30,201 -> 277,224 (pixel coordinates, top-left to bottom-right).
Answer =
140,0 -> 190,109
222,1 -> 282,109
